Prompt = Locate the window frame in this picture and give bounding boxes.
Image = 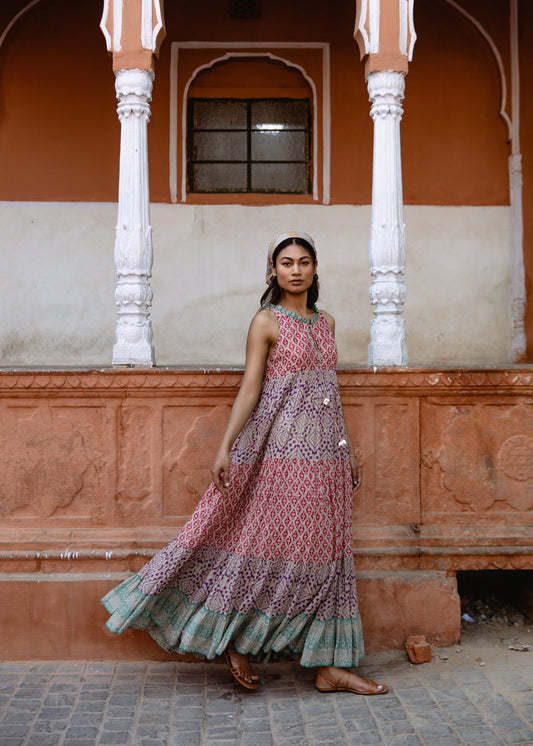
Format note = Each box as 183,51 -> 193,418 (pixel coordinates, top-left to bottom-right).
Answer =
186,97 -> 312,195
170,43 -> 331,204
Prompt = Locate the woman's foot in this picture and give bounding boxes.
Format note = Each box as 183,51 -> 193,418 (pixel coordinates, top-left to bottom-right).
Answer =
224,648 -> 259,690
315,666 -> 388,695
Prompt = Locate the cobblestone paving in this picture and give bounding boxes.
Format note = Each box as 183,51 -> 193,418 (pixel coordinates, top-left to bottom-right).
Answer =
1,650 -> 533,745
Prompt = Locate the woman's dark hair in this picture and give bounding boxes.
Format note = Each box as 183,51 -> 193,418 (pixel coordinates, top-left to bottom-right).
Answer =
260,237 -> 319,309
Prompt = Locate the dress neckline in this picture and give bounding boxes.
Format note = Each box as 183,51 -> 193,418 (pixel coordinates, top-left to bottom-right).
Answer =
265,303 -> 319,325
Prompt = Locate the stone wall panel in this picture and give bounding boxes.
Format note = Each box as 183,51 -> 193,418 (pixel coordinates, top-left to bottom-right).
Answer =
162,404 -> 232,517
421,399 -> 533,524
116,404 -> 156,521
0,369 -> 532,658
0,402 -> 106,524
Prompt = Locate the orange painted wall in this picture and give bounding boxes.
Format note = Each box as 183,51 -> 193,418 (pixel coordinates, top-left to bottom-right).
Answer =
403,0 -> 510,205
0,0 -> 514,206
0,0 -> 118,201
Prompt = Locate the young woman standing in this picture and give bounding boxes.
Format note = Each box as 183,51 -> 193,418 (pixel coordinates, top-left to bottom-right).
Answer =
102,231 -> 387,695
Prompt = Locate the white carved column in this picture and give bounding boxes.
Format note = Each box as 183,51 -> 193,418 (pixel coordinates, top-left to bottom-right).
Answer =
509,0 -> 526,360
367,71 -> 407,367
113,68 -> 155,366
509,153 -> 526,359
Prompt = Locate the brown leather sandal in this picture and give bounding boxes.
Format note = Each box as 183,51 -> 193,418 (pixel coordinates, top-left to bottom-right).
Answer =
315,668 -> 388,695
223,649 -> 259,690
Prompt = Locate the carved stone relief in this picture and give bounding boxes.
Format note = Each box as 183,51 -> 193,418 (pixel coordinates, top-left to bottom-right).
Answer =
115,405 -> 154,520
162,405 -> 231,516
347,399 -> 420,525
421,402 -> 533,518
0,404 -> 105,522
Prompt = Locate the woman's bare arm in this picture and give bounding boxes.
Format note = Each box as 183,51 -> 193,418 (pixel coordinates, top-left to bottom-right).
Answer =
210,310 -> 278,494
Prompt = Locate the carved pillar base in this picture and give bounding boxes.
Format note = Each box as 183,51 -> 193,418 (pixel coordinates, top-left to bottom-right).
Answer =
367,71 -> 408,367
113,69 -> 155,367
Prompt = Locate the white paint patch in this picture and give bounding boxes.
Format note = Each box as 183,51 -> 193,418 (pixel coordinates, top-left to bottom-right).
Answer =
0,202 -> 511,366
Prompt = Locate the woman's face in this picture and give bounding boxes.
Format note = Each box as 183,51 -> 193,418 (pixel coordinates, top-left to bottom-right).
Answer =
273,243 -> 317,297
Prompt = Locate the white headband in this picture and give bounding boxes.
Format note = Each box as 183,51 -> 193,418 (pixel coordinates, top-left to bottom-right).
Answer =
266,231 -> 316,282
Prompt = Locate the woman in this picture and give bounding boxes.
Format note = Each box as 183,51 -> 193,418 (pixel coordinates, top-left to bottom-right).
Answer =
102,230 -> 387,695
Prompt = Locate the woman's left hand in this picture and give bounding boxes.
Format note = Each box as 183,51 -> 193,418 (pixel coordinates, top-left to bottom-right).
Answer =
350,453 -> 362,492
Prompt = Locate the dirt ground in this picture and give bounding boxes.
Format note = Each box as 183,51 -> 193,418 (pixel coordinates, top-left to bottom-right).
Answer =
369,575 -> 533,674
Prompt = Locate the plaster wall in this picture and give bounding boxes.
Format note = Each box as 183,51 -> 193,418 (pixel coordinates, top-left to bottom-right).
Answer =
0,202 -> 510,366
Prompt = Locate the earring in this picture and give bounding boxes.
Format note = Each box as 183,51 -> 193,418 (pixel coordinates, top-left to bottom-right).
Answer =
314,273 -> 319,281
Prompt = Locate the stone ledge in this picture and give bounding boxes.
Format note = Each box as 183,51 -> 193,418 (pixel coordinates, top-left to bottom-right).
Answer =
1,367 -> 533,397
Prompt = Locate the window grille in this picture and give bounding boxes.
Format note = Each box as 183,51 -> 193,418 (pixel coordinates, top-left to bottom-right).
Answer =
187,98 -> 312,194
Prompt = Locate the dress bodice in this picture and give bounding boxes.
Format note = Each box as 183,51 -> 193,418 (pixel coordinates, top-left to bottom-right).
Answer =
263,304 -> 337,381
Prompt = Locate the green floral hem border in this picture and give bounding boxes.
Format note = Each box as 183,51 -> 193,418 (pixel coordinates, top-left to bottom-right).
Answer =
102,573 -> 364,669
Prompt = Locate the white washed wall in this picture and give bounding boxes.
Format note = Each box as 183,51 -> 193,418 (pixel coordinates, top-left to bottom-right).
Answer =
0,202 -> 510,366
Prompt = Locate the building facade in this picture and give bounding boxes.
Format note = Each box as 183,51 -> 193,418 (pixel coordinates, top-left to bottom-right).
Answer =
1,0 -> 532,658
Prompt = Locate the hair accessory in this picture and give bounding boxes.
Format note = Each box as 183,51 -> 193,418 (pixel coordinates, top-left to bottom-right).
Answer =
266,231 -> 316,282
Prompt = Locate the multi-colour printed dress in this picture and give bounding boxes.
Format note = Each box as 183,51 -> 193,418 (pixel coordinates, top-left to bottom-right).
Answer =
101,304 -> 365,668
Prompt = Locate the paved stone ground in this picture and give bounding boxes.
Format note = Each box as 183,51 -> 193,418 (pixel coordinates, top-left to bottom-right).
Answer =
1,646 -> 533,746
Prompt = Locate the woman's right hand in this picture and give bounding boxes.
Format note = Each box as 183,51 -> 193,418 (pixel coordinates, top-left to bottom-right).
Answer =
211,448 -> 231,496
207,310 -> 277,498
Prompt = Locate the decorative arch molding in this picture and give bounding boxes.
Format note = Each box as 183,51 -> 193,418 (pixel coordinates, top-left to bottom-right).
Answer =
169,42 -> 331,205
442,0 -> 512,139
182,53 -> 318,202
0,0 -> 43,55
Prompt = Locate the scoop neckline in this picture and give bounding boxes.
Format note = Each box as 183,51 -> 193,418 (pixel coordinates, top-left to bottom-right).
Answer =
266,303 -> 319,325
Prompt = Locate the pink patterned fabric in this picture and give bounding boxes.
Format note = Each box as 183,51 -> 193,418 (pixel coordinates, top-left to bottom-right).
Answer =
102,305 -> 364,667
178,309 -> 352,565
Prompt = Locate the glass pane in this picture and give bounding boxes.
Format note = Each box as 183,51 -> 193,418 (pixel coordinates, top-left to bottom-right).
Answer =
251,100 -> 309,130
251,131 -> 306,161
251,163 -> 308,192
193,100 -> 247,130
192,163 -> 248,192
193,132 -> 247,161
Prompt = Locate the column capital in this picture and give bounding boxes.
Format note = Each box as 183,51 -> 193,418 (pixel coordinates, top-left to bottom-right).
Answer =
354,0 -> 416,76
100,0 -> 166,72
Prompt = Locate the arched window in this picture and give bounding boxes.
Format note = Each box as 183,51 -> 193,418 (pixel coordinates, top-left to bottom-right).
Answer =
186,58 -> 312,195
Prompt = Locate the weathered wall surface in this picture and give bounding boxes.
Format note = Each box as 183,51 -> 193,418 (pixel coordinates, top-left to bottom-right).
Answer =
1,368 -> 532,659
0,202 -> 510,366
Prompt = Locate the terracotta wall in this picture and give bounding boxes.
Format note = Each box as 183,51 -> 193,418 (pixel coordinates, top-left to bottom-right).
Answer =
0,0 -> 514,207
0,0 -> 118,201
404,0 -> 510,205
1,369 -> 532,658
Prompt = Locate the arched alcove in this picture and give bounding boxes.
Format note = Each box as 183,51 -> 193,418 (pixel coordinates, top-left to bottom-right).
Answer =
403,0 -> 509,206
186,57 -> 313,196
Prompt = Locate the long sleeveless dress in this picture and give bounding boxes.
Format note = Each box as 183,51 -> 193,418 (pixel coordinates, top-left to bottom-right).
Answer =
101,304 -> 364,668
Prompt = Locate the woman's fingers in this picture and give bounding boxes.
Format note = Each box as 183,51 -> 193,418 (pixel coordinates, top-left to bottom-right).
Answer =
211,456 -> 231,495
351,460 -> 362,491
